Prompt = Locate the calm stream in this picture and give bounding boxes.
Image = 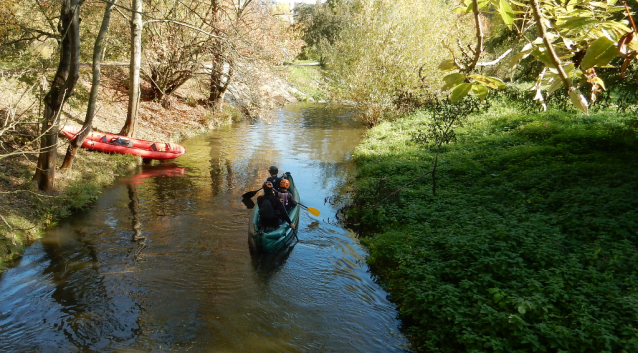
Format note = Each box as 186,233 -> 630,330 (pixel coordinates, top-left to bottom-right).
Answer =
0,103 -> 410,352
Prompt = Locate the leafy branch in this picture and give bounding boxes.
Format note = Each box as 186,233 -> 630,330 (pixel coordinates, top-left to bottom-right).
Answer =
440,0 -> 636,114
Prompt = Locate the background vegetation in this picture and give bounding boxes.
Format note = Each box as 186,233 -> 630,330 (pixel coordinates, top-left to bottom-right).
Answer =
295,0 -> 473,125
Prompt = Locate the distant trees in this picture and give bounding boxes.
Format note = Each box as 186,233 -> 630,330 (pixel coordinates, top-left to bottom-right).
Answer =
294,0 -> 349,64
132,0 -> 301,112
204,0 -> 302,111
309,0 -> 471,125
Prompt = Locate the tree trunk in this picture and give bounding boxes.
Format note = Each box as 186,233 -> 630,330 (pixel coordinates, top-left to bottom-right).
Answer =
62,0 -> 117,169
208,44 -> 234,111
206,1 -> 232,112
120,0 -> 142,137
33,0 -> 81,191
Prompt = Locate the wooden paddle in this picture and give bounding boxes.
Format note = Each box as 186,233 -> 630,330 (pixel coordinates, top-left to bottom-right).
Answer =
242,187 -> 262,198
299,203 -> 320,216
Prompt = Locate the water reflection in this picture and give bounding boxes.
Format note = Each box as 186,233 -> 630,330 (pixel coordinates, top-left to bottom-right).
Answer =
0,103 -> 411,352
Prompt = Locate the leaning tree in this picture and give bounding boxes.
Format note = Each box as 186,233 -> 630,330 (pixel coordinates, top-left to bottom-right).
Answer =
33,0 -> 81,191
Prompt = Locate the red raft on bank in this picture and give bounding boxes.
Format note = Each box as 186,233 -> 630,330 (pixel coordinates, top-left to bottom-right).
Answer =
61,125 -> 186,161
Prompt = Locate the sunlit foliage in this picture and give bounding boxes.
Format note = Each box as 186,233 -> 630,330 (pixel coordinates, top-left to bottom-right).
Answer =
322,0 -> 473,125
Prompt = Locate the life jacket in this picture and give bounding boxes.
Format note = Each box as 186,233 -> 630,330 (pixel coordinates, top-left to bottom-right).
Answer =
278,191 -> 290,209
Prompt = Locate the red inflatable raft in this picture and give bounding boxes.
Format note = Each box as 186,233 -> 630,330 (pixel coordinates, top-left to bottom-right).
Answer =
61,126 -> 186,161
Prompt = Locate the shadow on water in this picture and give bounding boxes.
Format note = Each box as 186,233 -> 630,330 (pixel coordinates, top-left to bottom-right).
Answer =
250,242 -> 297,281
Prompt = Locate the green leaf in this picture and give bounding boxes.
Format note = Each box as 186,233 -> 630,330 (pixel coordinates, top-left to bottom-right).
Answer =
569,89 -> 589,115
442,73 -> 466,90
498,0 -> 514,29
531,48 -> 556,68
450,83 -> 472,103
438,59 -> 458,71
508,52 -> 528,70
518,305 -> 527,314
471,84 -> 489,101
547,76 -> 564,94
468,74 -> 507,89
595,77 -> 607,90
589,1 -> 609,9
581,37 -> 617,69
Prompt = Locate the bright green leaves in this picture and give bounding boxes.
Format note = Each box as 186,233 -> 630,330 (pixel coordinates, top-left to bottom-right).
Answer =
441,0 -> 634,114
442,73 -> 506,103
531,47 -> 556,68
569,89 -> 589,114
451,83 -> 473,103
442,73 -> 465,90
438,59 -> 458,72
472,84 -> 489,100
498,0 -> 515,29
458,0 -> 490,13
468,74 -> 506,89
581,37 -> 617,69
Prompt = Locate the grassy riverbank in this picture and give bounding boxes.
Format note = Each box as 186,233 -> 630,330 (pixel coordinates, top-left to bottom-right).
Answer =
349,102 -> 638,352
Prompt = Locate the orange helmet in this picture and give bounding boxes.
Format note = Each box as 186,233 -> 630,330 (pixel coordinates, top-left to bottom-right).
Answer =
280,179 -> 290,189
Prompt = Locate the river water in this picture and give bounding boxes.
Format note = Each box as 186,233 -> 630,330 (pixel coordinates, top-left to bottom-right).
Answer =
0,103 -> 410,352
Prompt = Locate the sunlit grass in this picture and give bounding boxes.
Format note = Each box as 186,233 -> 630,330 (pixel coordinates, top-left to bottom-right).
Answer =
281,63 -> 328,101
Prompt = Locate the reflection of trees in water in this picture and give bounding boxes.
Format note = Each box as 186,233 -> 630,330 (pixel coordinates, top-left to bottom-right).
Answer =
297,104 -> 360,129
127,184 -> 147,263
209,156 -> 234,197
206,127 -> 279,195
41,229 -> 110,348
285,106 -> 364,166
127,184 -> 143,240
141,165 -> 195,216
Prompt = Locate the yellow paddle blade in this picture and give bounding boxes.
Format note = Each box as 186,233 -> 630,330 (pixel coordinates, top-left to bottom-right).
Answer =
307,207 -> 320,217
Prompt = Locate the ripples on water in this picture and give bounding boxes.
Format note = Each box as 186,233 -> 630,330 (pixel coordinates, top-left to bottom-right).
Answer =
0,103 -> 411,352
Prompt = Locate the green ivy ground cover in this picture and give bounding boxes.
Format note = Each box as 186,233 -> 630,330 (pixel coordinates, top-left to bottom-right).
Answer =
351,106 -> 638,352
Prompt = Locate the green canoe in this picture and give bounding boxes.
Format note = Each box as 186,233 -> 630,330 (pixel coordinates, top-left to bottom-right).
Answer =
247,172 -> 301,253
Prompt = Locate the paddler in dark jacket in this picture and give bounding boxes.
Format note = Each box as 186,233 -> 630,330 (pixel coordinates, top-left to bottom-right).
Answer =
256,181 -> 295,229
266,166 -> 282,192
